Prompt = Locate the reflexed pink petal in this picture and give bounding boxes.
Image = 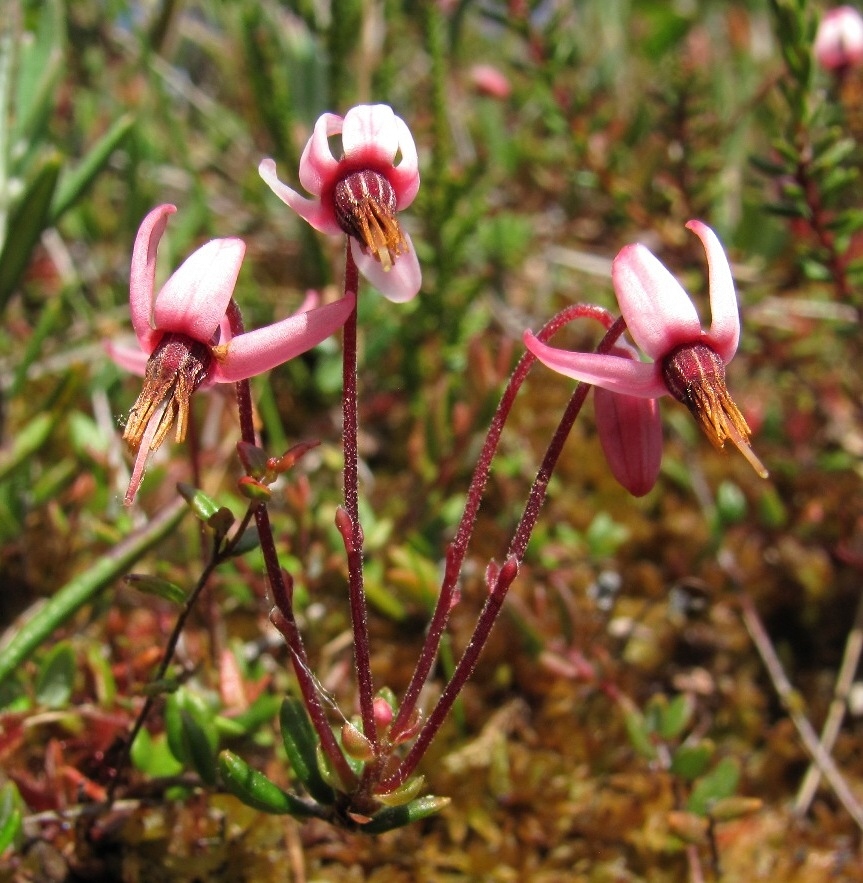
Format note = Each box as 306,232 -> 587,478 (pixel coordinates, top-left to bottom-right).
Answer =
350,236 -> 422,302
154,238 -> 245,343
105,340 -> 149,377
212,293 -> 356,382
298,113 -> 342,194
686,220 -> 740,364
594,387 -> 662,497
259,158 -> 341,234
130,204 -> 176,354
341,104 -> 400,164
611,243 -> 701,359
390,116 -> 421,209
523,332 -> 667,398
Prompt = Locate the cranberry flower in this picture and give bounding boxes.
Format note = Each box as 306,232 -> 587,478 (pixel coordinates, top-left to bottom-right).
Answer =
259,104 -> 421,303
524,221 -> 768,482
814,6 -> 863,72
111,204 -> 355,505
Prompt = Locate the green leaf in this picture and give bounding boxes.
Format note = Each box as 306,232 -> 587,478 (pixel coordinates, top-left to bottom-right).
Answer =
657,694 -> 694,741
280,697 -> 336,805
11,0 -> 64,150
748,153 -> 788,177
165,689 -> 219,785
218,750 -> 318,817
360,795 -> 451,834
0,781 -> 23,855
35,642 -> 75,708
0,156 -> 61,312
623,707 -> 656,760
226,526 -> 260,558
687,757 -> 740,817
50,114 -> 134,221
176,483 -> 221,521
180,708 -> 218,786
130,729 -> 183,778
715,481 -> 747,526
228,693 -> 281,735
0,412 -> 55,485
124,573 -> 187,605
670,741 -> 715,781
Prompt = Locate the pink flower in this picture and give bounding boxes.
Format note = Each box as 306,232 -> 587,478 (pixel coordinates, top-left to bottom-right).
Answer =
814,6 -> 863,71
470,64 -> 511,99
259,104 -> 421,303
111,204 -> 355,505
524,221 -> 768,482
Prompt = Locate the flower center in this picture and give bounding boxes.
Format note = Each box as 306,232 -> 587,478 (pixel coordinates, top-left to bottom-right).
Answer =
123,333 -> 212,454
661,342 -> 768,478
333,170 -> 408,272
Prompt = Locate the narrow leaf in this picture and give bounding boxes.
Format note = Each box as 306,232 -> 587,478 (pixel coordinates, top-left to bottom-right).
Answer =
361,795 -> 451,834
124,573 -> 187,605
50,114 -> 134,221
280,697 -> 336,805
0,156 -> 61,311
218,750 -> 319,817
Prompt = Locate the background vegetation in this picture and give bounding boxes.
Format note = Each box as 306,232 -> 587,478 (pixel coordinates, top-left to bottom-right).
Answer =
1,0 -> 862,879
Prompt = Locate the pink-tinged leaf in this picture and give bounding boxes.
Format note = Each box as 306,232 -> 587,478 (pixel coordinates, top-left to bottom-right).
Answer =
154,238 -> 245,344
211,293 -> 356,382
130,204 -> 176,354
686,220 -> 740,364
611,243 -> 701,359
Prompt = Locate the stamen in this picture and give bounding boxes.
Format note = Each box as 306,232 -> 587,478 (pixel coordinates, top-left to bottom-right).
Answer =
123,333 -> 212,453
662,342 -> 768,478
333,170 -> 408,271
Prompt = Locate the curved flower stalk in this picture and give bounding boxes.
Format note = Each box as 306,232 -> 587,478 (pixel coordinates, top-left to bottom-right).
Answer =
259,104 -> 421,302
814,6 -> 863,72
524,221 -> 768,485
110,204 -> 355,505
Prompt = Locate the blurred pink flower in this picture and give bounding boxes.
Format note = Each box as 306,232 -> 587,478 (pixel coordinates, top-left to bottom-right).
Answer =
524,221 -> 767,484
111,204 -> 355,505
814,6 -> 863,71
470,64 -> 511,99
259,104 -> 421,303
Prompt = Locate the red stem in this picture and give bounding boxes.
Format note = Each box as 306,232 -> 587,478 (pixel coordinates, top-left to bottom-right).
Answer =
388,303 -> 616,742
339,246 -> 378,749
226,299 -> 357,788
379,313 -> 626,792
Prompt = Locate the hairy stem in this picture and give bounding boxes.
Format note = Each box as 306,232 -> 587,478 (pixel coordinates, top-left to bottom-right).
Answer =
380,313 -> 624,791
389,304 -> 616,742
227,298 -> 357,788
340,245 -> 377,749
